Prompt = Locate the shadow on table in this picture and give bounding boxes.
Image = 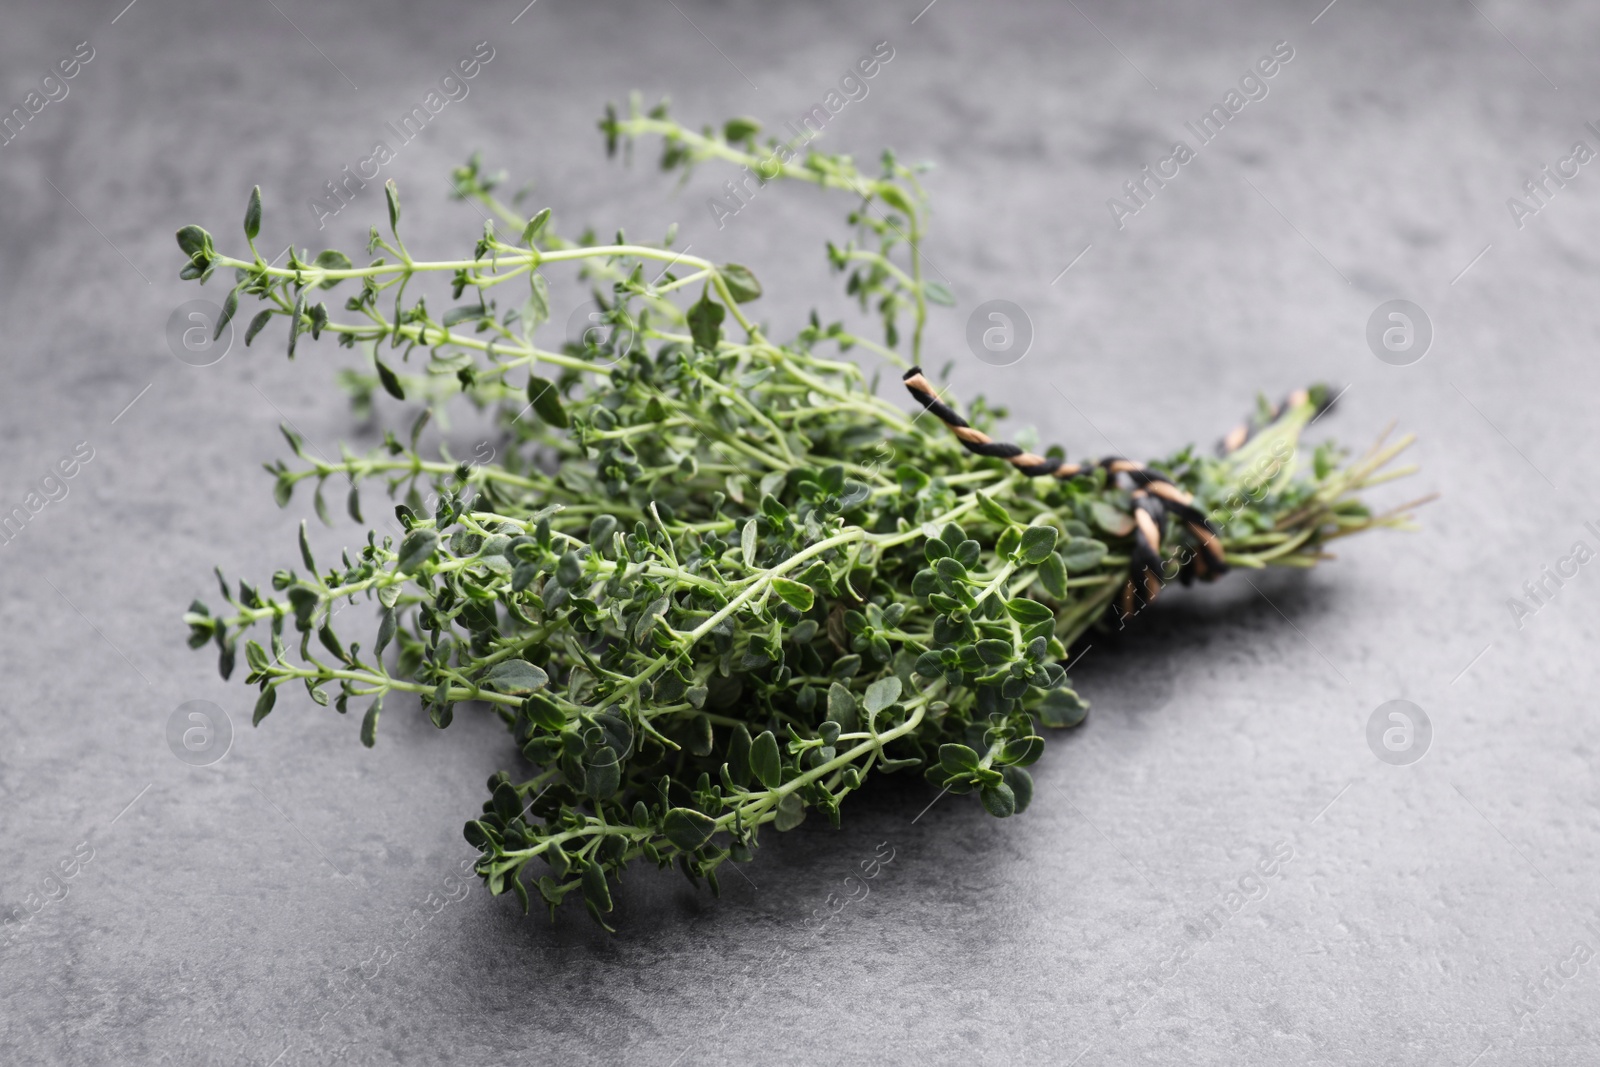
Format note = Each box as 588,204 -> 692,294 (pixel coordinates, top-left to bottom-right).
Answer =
450,566 -> 1342,960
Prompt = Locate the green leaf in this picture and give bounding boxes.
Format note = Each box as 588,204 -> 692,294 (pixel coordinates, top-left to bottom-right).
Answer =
923,280 -> 955,306
722,116 -> 761,143
287,291 -> 305,359
481,659 -> 550,695
286,587 -> 318,631
876,184 -> 915,216
999,735 -> 1045,767
839,480 -> 870,509
492,782 -> 521,822
771,577 -> 814,612
252,686 -> 276,726
244,309 -> 273,346
510,873 -> 531,915
687,296 -> 725,351
1001,766 -> 1033,813
375,607 -> 396,656
602,101 -> 620,156
360,697 -> 382,747
313,248 -> 353,273
750,729 -> 782,789
581,860 -> 613,912
728,722 -> 753,786
441,305 -> 483,328
975,492 -> 1012,526
298,520 -> 316,571
244,186 -> 262,240
939,743 -> 981,775
375,359 -> 405,401
584,756 -> 621,799
740,518 -> 758,568
523,271 -> 550,334
663,807 -> 717,851
980,781 -> 1017,818
774,793 -> 806,831
1039,552 -> 1067,598
523,694 -> 566,731
689,713 -> 714,757
864,675 -> 902,715
526,375 -> 568,428
1313,443 -> 1334,480
826,682 -> 858,731
1060,537 -> 1108,573
521,207 -> 551,246
896,465 -> 930,494
720,263 -> 763,303
1017,525 -> 1059,565
462,820 -> 495,852
976,638 -> 1012,665
1089,502 -> 1134,537
175,225 -> 209,261
317,623 -> 347,664
396,529 -> 440,574
1005,597 -> 1054,625
215,287 -> 239,341
589,514 -> 619,546
995,527 -> 1021,558
384,179 -> 401,231
1037,685 -> 1090,728
954,539 -> 981,569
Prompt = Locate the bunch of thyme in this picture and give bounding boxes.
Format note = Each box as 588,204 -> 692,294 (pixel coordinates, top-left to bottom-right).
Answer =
177,96 -> 1423,926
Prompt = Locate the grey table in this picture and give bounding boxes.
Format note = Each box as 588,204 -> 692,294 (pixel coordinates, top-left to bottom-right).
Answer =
3,1 -> 1598,1063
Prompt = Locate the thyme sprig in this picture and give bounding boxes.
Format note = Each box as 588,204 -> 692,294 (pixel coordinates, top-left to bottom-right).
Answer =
176,98 -> 1423,926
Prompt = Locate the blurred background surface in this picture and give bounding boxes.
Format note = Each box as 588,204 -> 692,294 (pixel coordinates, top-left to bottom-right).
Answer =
2,1 -> 1599,1063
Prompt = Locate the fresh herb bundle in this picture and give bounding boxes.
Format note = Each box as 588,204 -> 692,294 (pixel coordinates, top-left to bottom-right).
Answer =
177,96 -> 1422,926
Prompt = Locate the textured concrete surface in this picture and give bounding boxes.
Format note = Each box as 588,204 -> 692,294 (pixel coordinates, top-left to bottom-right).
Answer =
3,0 -> 1600,1063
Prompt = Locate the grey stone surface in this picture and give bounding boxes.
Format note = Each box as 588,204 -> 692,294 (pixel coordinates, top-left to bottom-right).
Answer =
2,0 -> 1599,1063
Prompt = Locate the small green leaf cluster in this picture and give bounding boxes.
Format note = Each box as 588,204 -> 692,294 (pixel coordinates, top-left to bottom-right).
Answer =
176,101 -> 1421,927
605,94 -> 939,360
